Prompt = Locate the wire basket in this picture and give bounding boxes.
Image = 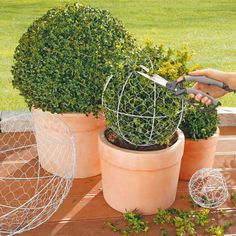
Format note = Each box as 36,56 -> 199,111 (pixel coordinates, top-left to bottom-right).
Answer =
0,111 -> 76,235
189,168 -> 228,208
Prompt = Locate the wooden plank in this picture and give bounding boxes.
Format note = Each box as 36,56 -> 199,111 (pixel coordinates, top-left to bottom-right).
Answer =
218,107 -> 236,127
48,192 -> 120,222
0,172 -> 98,206
216,138 -> 236,153
27,185 -> 235,223
173,189 -> 236,210
0,147 -> 38,177
20,209 -> 236,236
216,211 -> 236,235
214,155 -> 236,168
0,132 -> 36,151
3,178 -> 236,236
0,131 -> 235,235
219,126 -> 236,135
178,170 -> 236,189
221,170 -> 236,188
69,175 -> 102,197
20,216 -> 184,236
21,219 -> 123,236
1,169 -> 235,204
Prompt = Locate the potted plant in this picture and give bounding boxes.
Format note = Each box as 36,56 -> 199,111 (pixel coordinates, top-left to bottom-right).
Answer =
11,4 -> 135,178
179,102 -> 220,180
98,43 -> 192,214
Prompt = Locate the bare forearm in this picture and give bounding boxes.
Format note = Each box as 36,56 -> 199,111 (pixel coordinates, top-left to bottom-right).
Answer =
225,72 -> 236,90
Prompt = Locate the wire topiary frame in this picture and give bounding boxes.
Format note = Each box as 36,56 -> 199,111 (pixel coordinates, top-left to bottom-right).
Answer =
188,168 -> 228,209
0,112 -> 76,235
102,48 -> 185,146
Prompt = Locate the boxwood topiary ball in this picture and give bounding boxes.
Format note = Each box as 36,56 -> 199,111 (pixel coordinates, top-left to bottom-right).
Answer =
102,44 -> 192,146
180,102 -> 219,140
12,3 -> 135,115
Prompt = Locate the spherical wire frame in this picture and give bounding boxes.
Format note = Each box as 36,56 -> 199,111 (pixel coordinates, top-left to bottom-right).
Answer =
102,73 -> 185,147
188,168 -> 229,209
0,112 -> 76,235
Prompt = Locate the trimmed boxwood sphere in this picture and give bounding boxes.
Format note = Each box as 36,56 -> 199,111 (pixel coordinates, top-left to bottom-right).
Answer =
12,3 -> 135,115
180,102 -> 219,140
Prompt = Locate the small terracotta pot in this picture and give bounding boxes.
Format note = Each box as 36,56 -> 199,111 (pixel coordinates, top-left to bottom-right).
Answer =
179,128 -> 220,181
98,128 -> 185,215
33,110 -> 105,178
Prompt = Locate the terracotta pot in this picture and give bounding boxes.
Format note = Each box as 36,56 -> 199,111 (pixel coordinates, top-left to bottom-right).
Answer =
33,110 -> 105,178
98,128 -> 185,215
179,128 -> 220,181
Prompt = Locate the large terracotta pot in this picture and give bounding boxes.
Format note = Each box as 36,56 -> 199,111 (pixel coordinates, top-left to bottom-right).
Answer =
33,110 -> 105,178
179,128 -> 220,181
98,128 -> 185,215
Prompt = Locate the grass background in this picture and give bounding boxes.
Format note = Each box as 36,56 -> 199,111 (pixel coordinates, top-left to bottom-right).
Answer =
1,0 -> 236,110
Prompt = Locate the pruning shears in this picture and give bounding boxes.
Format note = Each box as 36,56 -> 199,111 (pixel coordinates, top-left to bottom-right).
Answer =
138,65 -> 235,109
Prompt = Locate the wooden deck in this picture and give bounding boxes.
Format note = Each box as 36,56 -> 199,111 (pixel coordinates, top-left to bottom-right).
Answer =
1,127 -> 236,235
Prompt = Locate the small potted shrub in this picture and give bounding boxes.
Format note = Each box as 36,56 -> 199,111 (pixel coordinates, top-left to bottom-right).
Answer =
99,43 -> 192,214
12,4 -> 135,178
179,102 -> 220,180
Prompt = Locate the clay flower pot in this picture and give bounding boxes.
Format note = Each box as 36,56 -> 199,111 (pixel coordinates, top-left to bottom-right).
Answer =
33,110 -> 105,178
179,128 -> 220,181
98,128 -> 185,215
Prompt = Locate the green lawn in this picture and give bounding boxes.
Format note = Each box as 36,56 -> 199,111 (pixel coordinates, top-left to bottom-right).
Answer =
1,0 -> 236,110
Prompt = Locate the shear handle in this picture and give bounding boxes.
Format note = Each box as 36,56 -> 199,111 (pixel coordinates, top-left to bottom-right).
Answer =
183,75 -> 230,89
175,88 -> 221,108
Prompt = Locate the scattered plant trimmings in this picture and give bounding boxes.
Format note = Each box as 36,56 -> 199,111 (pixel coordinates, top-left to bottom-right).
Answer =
12,3 -> 135,115
195,209 -> 209,226
105,221 -> 122,234
153,208 -> 172,225
205,220 -> 233,236
105,208 -> 233,236
189,196 -> 201,209
188,168 -> 228,208
103,43 -> 193,146
160,227 -> 168,236
173,215 -> 196,236
154,208 -> 209,236
105,209 -> 149,236
123,210 -> 150,234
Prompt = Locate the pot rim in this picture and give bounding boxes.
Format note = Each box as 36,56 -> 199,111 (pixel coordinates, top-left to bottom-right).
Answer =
33,108 -> 104,119
99,127 -> 184,154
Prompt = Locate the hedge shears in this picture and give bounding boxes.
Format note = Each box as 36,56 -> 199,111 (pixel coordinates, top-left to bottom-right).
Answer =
138,65 -> 235,109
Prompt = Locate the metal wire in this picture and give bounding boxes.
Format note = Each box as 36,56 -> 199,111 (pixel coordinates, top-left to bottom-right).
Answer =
102,69 -> 184,146
0,111 -> 76,235
189,168 -> 228,209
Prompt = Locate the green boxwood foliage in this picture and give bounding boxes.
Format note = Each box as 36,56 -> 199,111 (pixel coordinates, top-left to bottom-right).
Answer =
103,42 -> 193,146
12,3 -> 135,115
180,102 -> 219,140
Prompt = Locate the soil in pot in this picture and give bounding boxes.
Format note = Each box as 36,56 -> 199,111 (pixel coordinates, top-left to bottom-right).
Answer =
105,128 -> 178,151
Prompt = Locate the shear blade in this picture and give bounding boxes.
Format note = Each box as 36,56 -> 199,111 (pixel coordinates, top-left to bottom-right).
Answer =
140,65 -> 150,72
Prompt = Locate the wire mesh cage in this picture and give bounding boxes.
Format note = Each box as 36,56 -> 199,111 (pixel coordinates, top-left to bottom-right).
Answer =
102,70 -> 184,147
188,168 -> 228,209
0,111 -> 76,235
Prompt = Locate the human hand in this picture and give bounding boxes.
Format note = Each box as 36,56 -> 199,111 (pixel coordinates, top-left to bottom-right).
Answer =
178,69 -> 230,105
